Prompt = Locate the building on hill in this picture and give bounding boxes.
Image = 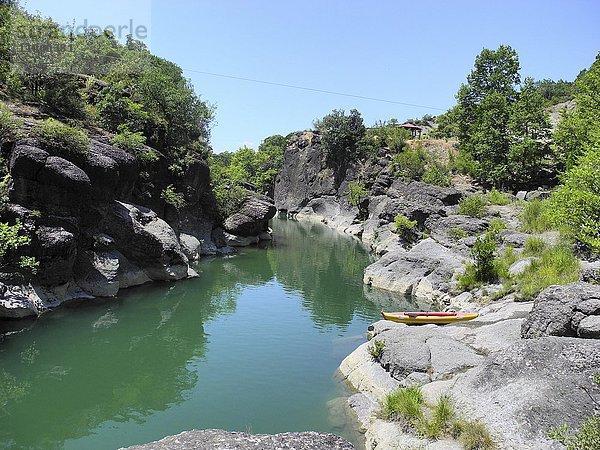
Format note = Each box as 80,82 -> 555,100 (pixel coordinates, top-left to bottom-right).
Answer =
399,123 -> 422,139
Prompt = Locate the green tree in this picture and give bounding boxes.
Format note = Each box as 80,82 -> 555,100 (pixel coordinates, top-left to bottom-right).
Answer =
314,109 -> 366,163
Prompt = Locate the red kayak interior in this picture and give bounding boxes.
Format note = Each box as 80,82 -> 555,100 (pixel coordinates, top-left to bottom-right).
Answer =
389,311 -> 459,318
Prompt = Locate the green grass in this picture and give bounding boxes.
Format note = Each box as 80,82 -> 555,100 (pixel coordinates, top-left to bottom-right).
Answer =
488,217 -> 507,234
383,386 -> 424,422
31,118 -> 89,156
520,199 -> 552,233
394,214 -> 418,242
451,419 -> 497,450
449,227 -> 469,240
459,195 -> 488,218
487,188 -> 511,206
516,244 -> 580,300
523,236 -> 546,256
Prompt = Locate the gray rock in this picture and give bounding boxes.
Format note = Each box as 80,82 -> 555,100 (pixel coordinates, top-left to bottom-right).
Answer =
577,315 -> 600,338
224,232 -> 258,247
516,190 -> 527,201
74,250 -> 120,297
123,429 -> 354,450
580,260 -> 600,284
224,194 -> 276,237
35,226 -> 77,286
0,283 -> 41,318
179,233 -> 202,261
522,282 -> 600,339
508,257 -> 536,276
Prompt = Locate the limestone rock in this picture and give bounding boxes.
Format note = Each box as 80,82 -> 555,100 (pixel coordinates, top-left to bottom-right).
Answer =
123,429 -> 355,450
521,282 -> 600,339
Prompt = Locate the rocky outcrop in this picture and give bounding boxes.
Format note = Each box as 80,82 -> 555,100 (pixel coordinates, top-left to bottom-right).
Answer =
123,429 -> 354,450
223,194 -> 277,238
521,282 -> 600,339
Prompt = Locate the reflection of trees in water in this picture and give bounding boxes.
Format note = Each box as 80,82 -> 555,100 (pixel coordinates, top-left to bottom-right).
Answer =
362,285 -> 422,313
267,219 -> 380,329
0,276 -> 239,449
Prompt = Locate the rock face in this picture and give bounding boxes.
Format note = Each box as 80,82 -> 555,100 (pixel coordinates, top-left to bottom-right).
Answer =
123,430 -> 354,450
224,194 -> 277,237
521,282 -> 600,339
1,135 -> 235,318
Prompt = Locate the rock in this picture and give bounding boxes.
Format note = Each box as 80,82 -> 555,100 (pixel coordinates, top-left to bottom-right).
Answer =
224,232 -> 258,247
87,139 -> 138,199
101,201 -> 189,281
258,230 -> 273,241
521,282 -> 600,339
516,190 -> 527,201
74,250 -> 120,297
580,260 -> 600,284
34,226 -> 77,286
37,156 -> 91,197
525,189 -> 551,201
0,283 -> 42,318
363,238 -> 465,301
179,233 -> 202,261
9,144 -> 48,179
577,315 -> 600,338
508,257 -> 536,276
113,251 -> 152,289
122,430 -> 354,450
224,195 -> 277,237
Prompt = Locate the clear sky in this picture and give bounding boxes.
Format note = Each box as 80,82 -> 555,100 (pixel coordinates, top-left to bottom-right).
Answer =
21,0 -> 600,152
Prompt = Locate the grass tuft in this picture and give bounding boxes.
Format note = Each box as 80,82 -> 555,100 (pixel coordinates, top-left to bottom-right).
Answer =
459,195 -> 488,218
383,386 -> 424,422
487,188 -> 511,206
520,199 -> 552,233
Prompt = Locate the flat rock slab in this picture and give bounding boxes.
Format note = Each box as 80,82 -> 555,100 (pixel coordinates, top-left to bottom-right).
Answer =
123,430 -> 354,450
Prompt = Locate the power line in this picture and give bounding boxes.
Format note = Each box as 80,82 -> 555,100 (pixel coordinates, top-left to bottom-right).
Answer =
183,69 -> 447,112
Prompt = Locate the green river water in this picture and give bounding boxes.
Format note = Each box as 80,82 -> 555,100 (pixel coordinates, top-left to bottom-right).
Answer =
0,218 -> 417,449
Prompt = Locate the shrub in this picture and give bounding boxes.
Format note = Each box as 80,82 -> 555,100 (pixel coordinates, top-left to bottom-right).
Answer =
546,147 -> 600,253
0,104 -> 21,143
548,417 -> 600,450
394,214 -> 417,241
459,233 -> 498,290
448,149 -> 477,176
383,386 -> 424,422
346,181 -> 369,218
160,184 -> 186,209
367,340 -> 385,360
0,174 -> 10,207
0,220 -> 37,272
422,163 -> 452,187
31,118 -> 89,156
392,144 -> 429,181
214,184 -> 248,219
111,126 -> 146,153
449,227 -> 468,240
488,218 -> 507,235
487,188 -> 510,206
520,199 -> 552,233
516,244 -> 579,300
459,195 -> 487,218
314,109 -> 365,162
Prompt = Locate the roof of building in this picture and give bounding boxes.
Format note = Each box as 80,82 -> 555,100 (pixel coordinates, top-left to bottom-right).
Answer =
400,123 -> 422,130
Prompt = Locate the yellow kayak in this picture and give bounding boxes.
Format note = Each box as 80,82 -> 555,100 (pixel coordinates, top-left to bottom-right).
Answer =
381,311 -> 479,325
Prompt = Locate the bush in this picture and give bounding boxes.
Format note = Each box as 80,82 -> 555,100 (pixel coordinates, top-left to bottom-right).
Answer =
367,340 -> 385,360
111,126 -> 146,153
346,181 -> 369,218
548,417 -> 600,450
520,199 -> 552,233
546,147 -> 600,253
459,233 -> 498,289
448,149 -> 477,176
0,220 -> 37,272
392,144 -> 429,181
31,118 -> 89,156
488,217 -> 507,235
214,184 -> 248,219
487,188 -> 511,205
422,163 -> 452,187
383,386 -> 424,422
394,214 -> 417,241
0,104 -> 21,144
516,244 -> 579,300
160,184 -> 186,209
459,195 -> 487,218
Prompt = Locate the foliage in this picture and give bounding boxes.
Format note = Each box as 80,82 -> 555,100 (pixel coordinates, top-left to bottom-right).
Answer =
0,220 -> 37,272
383,386 -> 424,422
31,118 -> 89,156
456,45 -> 552,189
449,227 -> 468,241
534,79 -> 575,106
392,144 -> 429,181
431,395 -> 455,433
548,417 -> 600,450
394,214 -> 417,242
458,195 -> 487,218
546,146 -> 600,253
488,217 -> 507,234
520,199 -> 552,233
365,120 -> 411,153
346,181 -> 369,218
553,54 -> 600,171
421,162 -> 451,187
213,183 -> 248,219
594,372 -> 600,385
523,236 -> 546,256
0,174 -> 10,206
448,149 -> 477,177
470,233 -> 498,282
429,106 -> 459,139
0,103 -> 21,143
314,109 -> 365,163
111,126 -> 146,153
160,184 -> 186,209
367,340 -> 385,360
515,244 -> 579,300
486,188 -> 510,206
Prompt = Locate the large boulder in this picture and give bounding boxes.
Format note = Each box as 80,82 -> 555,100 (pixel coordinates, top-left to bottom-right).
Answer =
123,430 -> 354,450
521,282 -> 600,339
34,226 -> 78,286
74,250 -> 120,297
363,238 -> 465,301
86,139 -> 139,200
101,201 -> 189,281
224,194 -> 276,237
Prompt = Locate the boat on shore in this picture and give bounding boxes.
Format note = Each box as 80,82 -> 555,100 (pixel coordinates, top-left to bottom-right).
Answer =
380,311 -> 479,325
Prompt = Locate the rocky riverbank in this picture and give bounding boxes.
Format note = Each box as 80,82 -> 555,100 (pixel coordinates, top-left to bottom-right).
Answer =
0,112 -> 276,319
274,131 -> 600,449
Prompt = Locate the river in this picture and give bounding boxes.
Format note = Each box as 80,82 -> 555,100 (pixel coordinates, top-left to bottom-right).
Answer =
0,218 -> 417,449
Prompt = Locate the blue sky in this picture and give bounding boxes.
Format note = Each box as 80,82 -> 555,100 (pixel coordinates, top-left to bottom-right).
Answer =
21,0 -> 600,152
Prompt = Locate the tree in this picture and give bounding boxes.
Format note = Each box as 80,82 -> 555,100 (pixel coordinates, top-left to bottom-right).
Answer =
314,109 -> 366,163
456,45 -> 551,189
